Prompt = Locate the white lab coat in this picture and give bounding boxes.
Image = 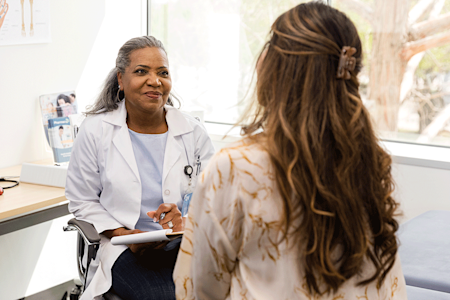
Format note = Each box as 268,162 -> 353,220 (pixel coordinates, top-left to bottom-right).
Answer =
65,100 -> 215,300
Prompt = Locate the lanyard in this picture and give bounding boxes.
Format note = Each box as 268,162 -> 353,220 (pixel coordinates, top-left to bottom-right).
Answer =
180,135 -> 201,193
180,135 -> 191,168
181,136 -> 195,192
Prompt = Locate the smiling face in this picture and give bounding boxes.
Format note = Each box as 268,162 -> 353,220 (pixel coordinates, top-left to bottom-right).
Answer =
117,47 -> 172,117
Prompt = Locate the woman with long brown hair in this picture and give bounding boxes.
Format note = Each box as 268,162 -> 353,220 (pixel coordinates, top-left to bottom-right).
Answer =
173,2 -> 407,299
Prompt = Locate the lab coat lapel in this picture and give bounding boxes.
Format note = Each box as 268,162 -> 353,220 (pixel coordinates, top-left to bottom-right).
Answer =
162,106 -> 194,183
104,101 -> 140,182
112,125 -> 140,182
163,130 -> 182,183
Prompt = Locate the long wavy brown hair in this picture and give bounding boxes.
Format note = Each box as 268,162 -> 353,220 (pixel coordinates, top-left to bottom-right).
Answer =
241,2 -> 400,295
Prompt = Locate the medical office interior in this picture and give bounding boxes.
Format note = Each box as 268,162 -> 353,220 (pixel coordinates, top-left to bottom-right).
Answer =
0,0 -> 450,299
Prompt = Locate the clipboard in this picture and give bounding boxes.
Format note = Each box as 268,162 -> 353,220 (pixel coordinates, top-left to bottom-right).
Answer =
111,229 -> 184,245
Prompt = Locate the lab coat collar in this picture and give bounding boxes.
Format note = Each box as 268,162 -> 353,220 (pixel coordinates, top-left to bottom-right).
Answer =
102,100 -> 194,137
102,100 -> 127,127
103,101 -> 140,183
164,105 -> 194,136
101,100 -> 194,184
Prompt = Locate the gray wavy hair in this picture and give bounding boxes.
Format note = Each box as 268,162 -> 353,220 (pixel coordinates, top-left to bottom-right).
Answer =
85,36 -> 178,115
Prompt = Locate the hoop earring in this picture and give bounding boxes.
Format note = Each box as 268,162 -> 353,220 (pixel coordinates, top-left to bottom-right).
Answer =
116,89 -> 124,102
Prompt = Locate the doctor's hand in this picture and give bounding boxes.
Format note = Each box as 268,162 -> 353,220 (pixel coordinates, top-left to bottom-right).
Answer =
102,227 -> 168,254
148,203 -> 184,232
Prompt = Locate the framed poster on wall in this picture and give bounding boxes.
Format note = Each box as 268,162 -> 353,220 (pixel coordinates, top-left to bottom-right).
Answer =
0,0 -> 51,46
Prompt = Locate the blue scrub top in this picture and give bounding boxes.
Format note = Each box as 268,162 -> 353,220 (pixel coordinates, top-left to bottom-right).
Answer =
129,128 -> 169,232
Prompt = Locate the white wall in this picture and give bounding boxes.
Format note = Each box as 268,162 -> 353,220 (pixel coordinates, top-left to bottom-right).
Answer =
0,214 -> 77,300
0,0 -> 147,169
0,1 -> 105,169
392,163 -> 450,223
0,1 -> 146,299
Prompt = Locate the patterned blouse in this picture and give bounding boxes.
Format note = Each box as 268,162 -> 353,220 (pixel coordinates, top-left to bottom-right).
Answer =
173,140 -> 407,300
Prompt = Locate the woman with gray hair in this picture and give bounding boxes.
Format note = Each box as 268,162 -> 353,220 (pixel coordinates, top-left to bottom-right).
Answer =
65,36 -> 215,300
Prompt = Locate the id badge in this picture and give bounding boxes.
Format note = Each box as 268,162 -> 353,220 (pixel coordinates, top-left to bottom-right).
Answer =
182,192 -> 193,217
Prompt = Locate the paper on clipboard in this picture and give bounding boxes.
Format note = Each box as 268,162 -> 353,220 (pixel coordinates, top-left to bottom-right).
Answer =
111,229 -> 184,245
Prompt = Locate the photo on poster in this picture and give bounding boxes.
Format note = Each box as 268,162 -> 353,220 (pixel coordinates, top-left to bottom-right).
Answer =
48,117 -> 73,163
39,91 -> 77,145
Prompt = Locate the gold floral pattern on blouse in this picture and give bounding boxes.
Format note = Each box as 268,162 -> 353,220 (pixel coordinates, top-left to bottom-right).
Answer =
356,286 -> 369,300
173,141 -> 407,299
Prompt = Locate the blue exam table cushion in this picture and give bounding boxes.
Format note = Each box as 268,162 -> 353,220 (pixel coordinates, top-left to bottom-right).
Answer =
398,210 -> 450,293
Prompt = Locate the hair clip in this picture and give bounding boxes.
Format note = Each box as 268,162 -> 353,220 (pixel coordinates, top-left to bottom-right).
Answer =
337,46 -> 357,80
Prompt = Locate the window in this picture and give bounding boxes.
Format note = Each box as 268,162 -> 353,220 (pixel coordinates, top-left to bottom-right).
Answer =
150,0 -> 450,148
150,0 -> 309,124
333,0 -> 450,147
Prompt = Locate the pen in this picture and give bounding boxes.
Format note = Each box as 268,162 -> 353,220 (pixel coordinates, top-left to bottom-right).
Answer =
196,155 -> 201,176
159,212 -> 166,222
158,212 -> 173,229
153,212 -> 165,223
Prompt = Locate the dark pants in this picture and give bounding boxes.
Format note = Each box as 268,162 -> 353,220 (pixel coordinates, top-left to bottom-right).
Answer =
111,239 -> 181,300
